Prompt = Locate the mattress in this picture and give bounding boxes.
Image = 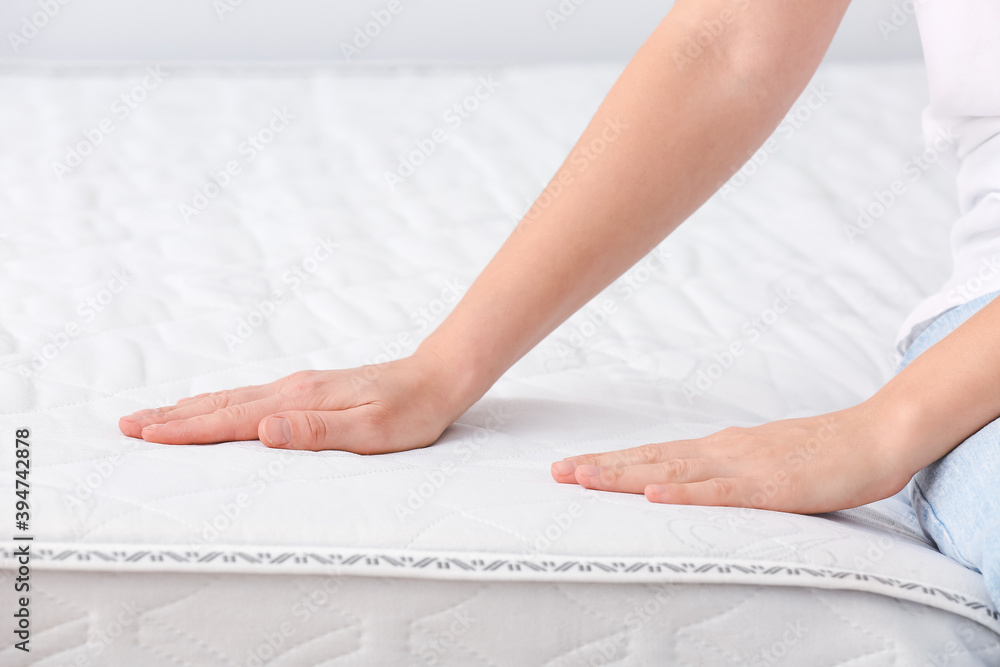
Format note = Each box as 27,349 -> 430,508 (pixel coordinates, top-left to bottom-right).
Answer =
0,59 -> 998,666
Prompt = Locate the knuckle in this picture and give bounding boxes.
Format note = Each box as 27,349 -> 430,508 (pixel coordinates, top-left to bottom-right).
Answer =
601,466 -> 622,482
285,368 -> 315,381
286,374 -> 320,395
659,458 -> 691,480
711,477 -> 737,498
300,412 -> 328,445
219,402 -> 251,421
206,393 -> 232,411
636,444 -> 662,464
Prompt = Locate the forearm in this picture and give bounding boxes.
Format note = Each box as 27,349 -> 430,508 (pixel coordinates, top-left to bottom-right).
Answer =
419,0 -> 851,411
870,296 -> 1000,476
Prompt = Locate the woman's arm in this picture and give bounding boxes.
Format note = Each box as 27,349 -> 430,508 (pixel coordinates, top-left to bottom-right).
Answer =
554,295 -> 1000,513
418,0 -> 853,414
121,0 -> 853,451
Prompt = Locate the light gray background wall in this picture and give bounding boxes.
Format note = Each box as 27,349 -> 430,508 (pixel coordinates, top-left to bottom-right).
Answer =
1,0 -> 921,62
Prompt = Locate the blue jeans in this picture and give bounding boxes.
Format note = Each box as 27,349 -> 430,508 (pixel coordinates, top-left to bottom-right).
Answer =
896,290 -> 1000,608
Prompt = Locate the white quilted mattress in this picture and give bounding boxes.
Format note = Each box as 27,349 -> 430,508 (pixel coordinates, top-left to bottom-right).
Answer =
1,60 -> 999,666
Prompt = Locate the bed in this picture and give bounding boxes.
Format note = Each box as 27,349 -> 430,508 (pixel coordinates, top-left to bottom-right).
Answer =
1,59 -> 998,665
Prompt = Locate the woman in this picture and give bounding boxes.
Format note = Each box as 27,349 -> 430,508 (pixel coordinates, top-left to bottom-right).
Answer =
120,0 -> 1000,605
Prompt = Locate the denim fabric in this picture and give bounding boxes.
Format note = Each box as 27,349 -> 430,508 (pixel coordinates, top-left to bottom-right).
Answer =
896,290 -> 1000,608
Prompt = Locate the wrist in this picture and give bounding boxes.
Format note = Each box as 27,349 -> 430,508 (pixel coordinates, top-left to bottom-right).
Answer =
411,338 -> 492,420
859,389 -> 938,483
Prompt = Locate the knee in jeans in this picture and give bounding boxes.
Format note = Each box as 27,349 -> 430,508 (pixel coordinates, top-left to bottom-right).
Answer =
909,471 -> 980,570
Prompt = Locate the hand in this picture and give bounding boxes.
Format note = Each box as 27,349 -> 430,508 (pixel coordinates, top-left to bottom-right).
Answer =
118,351 -> 471,453
550,406 -> 913,513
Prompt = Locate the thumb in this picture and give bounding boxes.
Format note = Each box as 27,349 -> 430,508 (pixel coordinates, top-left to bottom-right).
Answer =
258,406 -> 382,453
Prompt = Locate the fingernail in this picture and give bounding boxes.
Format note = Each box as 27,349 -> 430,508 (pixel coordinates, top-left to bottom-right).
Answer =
141,424 -> 162,436
576,465 -> 601,478
263,417 -> 291,447
552,460 -> 577,476
645,485 -> 668,502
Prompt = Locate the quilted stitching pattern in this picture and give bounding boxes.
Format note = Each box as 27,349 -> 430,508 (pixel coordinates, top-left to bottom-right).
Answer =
1,572 -> 998,666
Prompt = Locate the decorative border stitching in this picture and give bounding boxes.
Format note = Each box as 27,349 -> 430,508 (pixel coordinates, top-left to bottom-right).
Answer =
2,546 -> 997,628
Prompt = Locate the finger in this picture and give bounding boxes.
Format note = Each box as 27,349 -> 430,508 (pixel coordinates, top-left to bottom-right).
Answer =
550,440 -> 703,484
121,382 -> 273,420
259,405 -> 392,453
139,396 -> 284,445
573,458 -> 719,494
645,477 -> 762,508
120,387 -> 272,437
121,394 -> 235,431
170,385 -> 267,407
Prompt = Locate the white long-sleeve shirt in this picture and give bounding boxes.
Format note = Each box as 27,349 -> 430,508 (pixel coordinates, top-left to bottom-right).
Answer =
895,0 -> 1000,353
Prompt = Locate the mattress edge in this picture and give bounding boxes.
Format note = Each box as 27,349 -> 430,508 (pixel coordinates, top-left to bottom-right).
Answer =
3,542 -> 997,636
